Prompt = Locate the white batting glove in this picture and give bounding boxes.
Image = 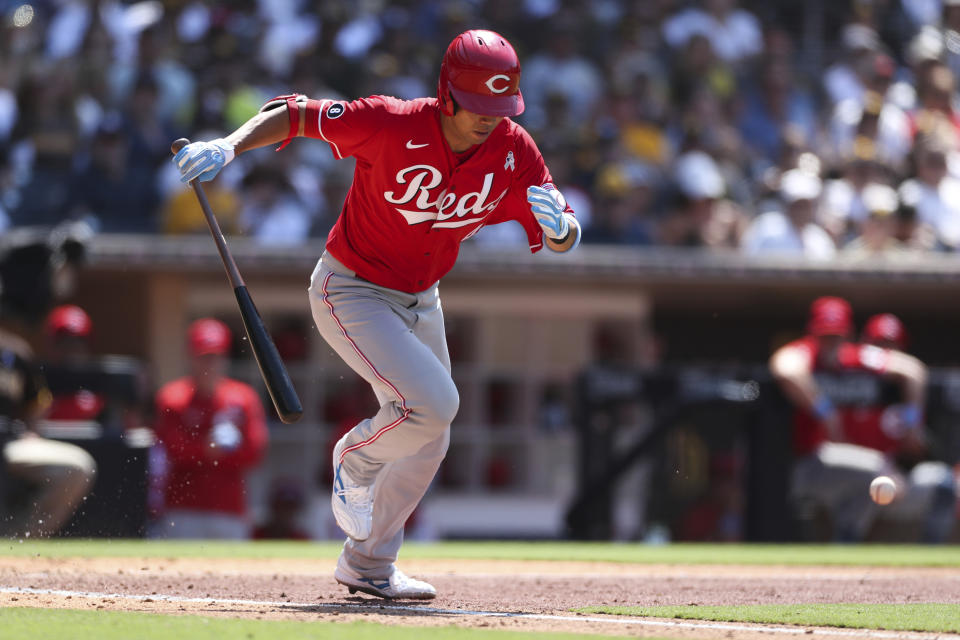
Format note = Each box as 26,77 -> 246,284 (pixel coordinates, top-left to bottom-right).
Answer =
173,138 -> 235,183
527,184 -> 570,240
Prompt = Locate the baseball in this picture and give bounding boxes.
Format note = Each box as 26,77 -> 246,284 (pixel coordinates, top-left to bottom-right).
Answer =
870,475 -> 897,505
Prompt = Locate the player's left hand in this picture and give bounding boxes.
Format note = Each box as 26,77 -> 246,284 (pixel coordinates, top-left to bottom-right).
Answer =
527,184 -> 569,240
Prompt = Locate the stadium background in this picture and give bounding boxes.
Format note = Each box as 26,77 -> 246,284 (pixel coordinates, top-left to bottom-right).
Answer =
3,0 -> 960,542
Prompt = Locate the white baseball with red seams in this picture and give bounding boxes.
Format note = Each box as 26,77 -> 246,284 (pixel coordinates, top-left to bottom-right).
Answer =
870,475 -> 897,505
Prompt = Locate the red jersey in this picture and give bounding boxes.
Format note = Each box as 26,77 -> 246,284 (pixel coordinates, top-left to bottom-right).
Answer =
154,377 -> 268,516
304,96 -> 570,292
47,390 -> 105,421
789,337 -> 900,456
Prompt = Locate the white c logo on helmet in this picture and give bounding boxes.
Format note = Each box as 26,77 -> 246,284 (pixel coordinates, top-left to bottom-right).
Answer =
485,74 -> 511,94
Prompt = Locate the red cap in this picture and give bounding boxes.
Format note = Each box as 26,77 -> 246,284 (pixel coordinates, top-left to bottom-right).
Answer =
46,305 -> 92,339
188,318 -> 232,356
863,313 -> 908,349
437,29 -> 524,117
807,296 -> 853,337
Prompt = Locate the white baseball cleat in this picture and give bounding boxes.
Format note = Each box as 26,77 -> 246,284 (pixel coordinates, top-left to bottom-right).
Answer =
331,438 -> 373,541
335,566 -> 437,600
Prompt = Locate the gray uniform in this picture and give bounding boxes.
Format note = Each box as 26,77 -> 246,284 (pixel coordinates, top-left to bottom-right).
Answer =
309,252 -> 456,576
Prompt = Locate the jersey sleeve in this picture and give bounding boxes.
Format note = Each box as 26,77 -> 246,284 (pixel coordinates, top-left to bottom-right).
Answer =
842,344 -> 891,373
303,96 -> 390,160
485,126 -> 575,253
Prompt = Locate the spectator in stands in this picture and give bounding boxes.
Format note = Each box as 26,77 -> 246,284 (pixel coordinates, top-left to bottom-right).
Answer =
162,172 -> 241,236
661,0 -> 763,65
895,181 -> 939,249
741,169 -> 836,258
122,75 -> 179,173
820,151 -> 896,241
738,54 -> 818,165
943,1 -> 960,81
828,65 -> 912,174
770,297 -> 956,542
153,318 -> 268,539
912,63 -> 960,139
8,65 -> 83,227
843,183 -> 915,258
238,164 -> 311,246
660,150 -> 746,248
582,161 -> 656,245
899,123 -> 960,249
70,114 -> 161,233
823,24 -> 886,108
521,15 -> 604,131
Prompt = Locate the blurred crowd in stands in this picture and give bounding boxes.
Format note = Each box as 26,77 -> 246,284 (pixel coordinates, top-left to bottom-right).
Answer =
4,0 -> 960,254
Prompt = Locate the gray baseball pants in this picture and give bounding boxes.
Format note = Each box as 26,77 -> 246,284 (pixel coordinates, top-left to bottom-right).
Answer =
308,252 -> 457,577
792,441 -> 956,542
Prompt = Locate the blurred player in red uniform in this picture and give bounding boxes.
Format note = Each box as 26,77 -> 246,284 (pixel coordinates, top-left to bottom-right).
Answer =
860,312 -> 957,540
173,30 -> 579,597
770,298 -> 955,541
43,305 -> 106,421
153,319 -> 268,539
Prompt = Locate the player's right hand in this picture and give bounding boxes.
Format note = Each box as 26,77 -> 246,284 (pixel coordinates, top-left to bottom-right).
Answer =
173,138 -> 235,183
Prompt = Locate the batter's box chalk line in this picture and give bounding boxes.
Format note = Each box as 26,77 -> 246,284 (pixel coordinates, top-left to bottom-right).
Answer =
0,586 -> 955,640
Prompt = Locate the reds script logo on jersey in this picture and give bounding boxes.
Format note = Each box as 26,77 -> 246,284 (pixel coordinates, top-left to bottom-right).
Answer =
384,165 -> 509,228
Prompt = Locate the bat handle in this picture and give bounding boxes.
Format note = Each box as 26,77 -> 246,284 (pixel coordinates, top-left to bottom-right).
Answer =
171,138 -> 190,154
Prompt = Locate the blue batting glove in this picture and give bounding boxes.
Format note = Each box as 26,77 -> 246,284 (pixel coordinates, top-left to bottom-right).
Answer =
527,184 -> 569,240
173,138 -> 235,183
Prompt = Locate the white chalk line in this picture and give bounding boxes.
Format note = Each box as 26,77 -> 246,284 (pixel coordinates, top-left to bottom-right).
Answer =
1,586 -> 956,640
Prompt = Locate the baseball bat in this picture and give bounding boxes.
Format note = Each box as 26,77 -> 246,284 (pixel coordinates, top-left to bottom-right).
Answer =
171,138 -> 303,424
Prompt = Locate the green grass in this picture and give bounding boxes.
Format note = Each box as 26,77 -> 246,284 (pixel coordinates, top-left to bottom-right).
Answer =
2,540 -> 960,566
0,608 -> 614,640
576,603 -> 960,633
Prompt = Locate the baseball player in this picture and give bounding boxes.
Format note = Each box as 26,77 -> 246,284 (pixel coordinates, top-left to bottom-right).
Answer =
770,298 -> 955,542
43,305 -> 106,421
153,318 -> 268,539
172,30 -> 579,598
0,326 -> 97,537
862,312 -> 909,351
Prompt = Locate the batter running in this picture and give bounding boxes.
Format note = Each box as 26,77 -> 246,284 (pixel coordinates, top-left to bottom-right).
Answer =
173,30 -> 580,599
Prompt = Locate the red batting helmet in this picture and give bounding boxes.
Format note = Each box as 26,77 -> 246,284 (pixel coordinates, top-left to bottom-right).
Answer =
437,29 -> 524,117
188,318 -> 232,357
46,305 -> 92,339
807,296 -> 853,337
863,313 -> 908,350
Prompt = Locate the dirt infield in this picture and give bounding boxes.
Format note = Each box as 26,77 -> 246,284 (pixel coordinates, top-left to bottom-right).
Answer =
1,556 -> 959,638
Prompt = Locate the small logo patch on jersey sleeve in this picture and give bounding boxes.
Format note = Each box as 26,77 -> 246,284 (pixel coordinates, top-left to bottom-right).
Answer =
327,103 -> 345,119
